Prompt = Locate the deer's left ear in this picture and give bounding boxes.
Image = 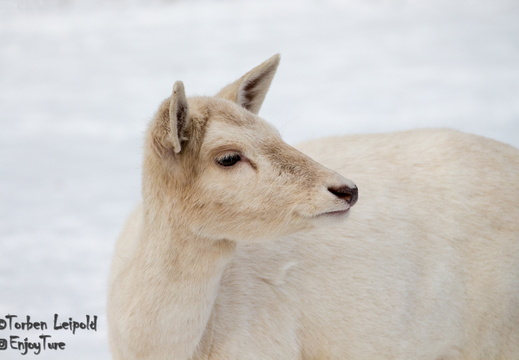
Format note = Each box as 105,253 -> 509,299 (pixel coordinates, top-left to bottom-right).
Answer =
169,81 -> 190,154
216,54 -> 281,115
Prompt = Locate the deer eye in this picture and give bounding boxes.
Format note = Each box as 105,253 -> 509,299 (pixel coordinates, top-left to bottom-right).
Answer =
216,153 -> 241,167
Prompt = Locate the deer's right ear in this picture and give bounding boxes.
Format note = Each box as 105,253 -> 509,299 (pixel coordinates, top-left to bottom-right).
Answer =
168,81 -> 190,154
216,54 -> 280,115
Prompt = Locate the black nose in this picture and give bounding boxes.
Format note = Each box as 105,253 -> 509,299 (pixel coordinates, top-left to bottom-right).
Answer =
328,185 -> 358,206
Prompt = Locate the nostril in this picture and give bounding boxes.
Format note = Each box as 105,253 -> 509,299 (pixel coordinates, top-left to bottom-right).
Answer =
328,185 -> 358,206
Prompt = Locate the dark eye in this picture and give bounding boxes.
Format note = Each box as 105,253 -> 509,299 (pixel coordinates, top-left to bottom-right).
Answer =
216,153 -> 241,167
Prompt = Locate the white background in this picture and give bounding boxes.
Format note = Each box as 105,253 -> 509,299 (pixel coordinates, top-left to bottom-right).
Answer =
0,0 -> 518,358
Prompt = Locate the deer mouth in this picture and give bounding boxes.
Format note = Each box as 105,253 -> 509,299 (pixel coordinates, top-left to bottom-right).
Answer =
326,208 -> 350,216
318,207 -> 351,217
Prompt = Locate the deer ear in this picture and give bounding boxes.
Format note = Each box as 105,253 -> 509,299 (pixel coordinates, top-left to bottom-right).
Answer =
169,81 -> 190,154
216,54 -> 280,115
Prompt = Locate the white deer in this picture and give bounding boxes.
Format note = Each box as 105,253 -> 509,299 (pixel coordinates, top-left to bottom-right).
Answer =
107,55 -> 519,360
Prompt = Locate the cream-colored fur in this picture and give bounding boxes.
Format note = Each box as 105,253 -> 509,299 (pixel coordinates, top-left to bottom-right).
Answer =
107,55 -> 519,360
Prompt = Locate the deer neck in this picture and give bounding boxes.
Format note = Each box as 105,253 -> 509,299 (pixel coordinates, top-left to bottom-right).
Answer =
133,184 -> 236,359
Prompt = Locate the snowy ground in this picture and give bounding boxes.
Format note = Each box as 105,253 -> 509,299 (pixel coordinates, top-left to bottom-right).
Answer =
0,0 -> 518,358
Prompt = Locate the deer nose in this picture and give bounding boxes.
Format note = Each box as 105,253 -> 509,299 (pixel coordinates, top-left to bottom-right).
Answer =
328,185 -> 358,206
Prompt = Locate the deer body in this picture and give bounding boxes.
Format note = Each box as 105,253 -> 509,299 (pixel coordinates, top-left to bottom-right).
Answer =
108,55 -> 519,359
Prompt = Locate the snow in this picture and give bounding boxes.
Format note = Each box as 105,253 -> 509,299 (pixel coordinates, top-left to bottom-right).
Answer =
0,0 -> 518,358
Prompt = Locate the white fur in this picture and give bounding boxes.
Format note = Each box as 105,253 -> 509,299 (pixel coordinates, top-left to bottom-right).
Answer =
108,55 -> 519,360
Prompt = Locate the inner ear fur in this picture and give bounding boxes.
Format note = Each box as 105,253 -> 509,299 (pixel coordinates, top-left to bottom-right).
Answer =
216,54 -> 281,115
